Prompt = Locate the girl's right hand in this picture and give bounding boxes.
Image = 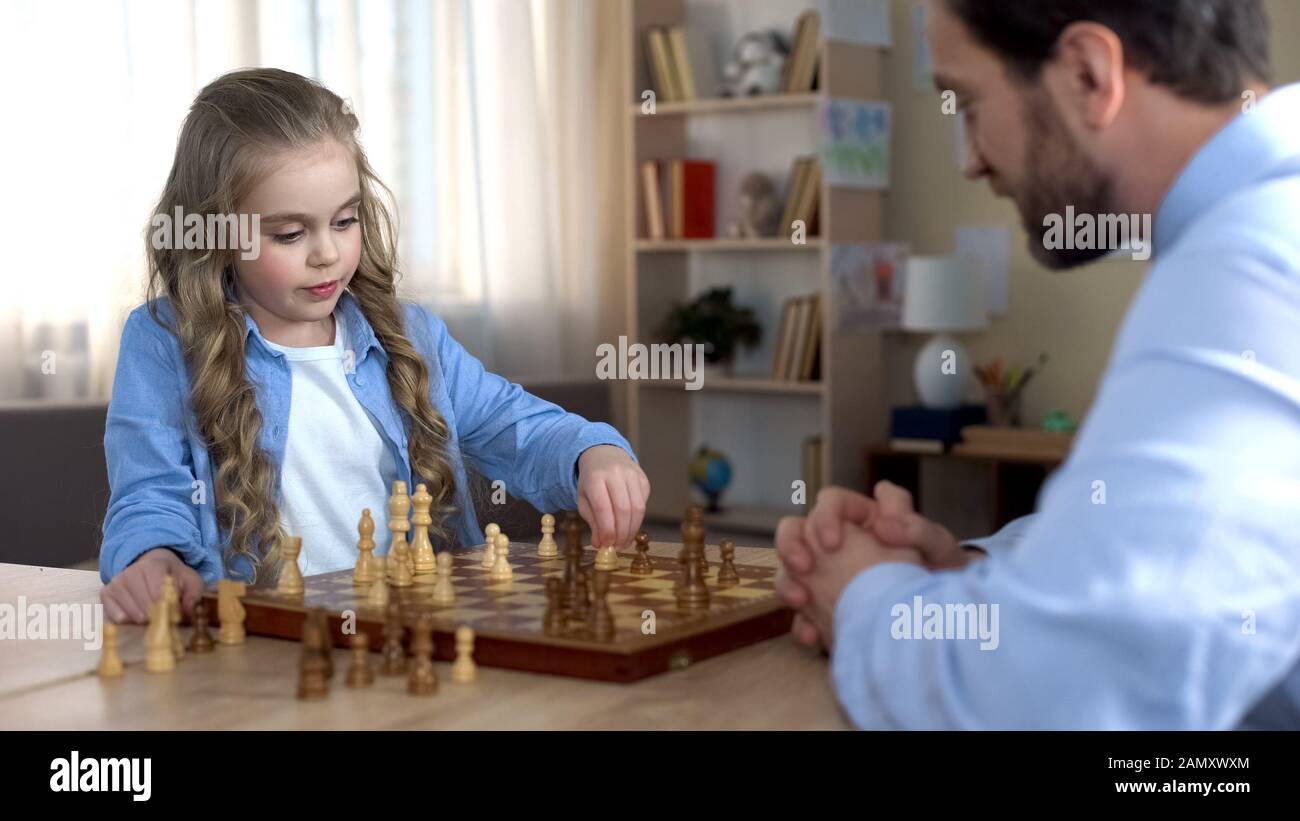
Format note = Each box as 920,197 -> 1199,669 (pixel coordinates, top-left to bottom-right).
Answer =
101,547 -> 204,624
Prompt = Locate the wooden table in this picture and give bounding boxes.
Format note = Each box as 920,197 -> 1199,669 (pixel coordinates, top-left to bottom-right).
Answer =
0,545 -> 848,730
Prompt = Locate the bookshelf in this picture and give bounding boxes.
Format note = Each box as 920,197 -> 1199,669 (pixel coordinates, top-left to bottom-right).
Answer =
622,0 -> 889,534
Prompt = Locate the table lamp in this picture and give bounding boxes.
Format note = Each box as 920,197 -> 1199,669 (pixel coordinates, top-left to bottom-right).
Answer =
902,255 -> 988,410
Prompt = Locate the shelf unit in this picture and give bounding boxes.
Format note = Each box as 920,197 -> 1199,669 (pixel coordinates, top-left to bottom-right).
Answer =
622,0 -> 890,532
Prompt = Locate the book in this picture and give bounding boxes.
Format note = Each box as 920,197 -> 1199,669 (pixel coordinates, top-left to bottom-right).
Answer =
770,299 -> 798,380
798,294 -> 822,381
646,28 -> 681,102
669,159 -> 684,238
793,158 -> 822,234
785,10 -> 821,93
802,436 -> 824,502
889,437 -> 945,455
779,156 -> 814,237
788,297 -> 814,381
680,160 -> 716,239
640,161 -> 664,240
667,27 -> 717,102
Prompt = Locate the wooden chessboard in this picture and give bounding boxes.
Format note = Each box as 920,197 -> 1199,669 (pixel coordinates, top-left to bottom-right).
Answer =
200,542 -> 792,683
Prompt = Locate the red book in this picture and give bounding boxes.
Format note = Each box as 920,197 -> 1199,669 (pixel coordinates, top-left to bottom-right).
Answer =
680,160 -> 716,239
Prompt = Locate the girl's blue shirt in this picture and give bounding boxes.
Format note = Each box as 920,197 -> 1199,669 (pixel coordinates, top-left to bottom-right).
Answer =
100,289 -> 634,583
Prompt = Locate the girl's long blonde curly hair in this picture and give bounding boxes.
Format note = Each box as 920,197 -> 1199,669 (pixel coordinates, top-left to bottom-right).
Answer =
144,67 -> 456,583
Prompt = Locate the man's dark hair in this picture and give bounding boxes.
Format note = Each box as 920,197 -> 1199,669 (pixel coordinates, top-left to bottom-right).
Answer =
943,0 -> 1272,104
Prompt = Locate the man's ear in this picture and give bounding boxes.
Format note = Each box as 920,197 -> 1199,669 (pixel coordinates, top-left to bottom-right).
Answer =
1048,21 -> 1126,130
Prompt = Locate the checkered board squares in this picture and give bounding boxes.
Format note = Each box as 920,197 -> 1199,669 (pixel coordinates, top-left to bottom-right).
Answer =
209,543 -> 793,682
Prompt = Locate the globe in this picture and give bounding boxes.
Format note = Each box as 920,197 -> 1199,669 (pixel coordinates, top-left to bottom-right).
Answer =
688,446 -> 732,512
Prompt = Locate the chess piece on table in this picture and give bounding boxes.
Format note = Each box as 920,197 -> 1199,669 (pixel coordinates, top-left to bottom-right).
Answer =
353,509 -> 380,585
481,523 -> 500,569
561,512 -> 584,612
410,483 -> 437,577
278,536 -> 305,595
571,569 -> 591,621
676,506 -> 710,610
297,613 -> 330,699
145,598 -> 175,673
594,543 -> 619,571
381,601 -> 407,676
387,481 -> 414,587
345,633 -> 375,688
188,600 -> 215,653
543,578 -> 566,635
451,625 -> 477,684
630,532 -> 653,575
687,505 -> 710,579
716,538 -> 740,586
366,574 -> 390,609
162,575 -> 184,660
216,579 -> 247,645
98,622 -> 124,678
407,614 -> 439,696
588,570 -> 616,642
312,609 -> 334,678
537,513 -> 558,559
430,550 -> 456,605
489,533 -> 513,581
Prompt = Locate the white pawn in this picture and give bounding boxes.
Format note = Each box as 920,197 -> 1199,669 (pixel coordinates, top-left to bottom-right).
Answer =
489,533 -> 513,581
431,551 -> 456,605
451,625 -> 477,684
481,523 -> 500,569
366,575 -> 390,608
537,513 -> 558,559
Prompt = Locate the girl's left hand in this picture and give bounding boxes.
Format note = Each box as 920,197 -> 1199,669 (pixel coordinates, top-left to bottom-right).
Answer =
576,445 -> 650,549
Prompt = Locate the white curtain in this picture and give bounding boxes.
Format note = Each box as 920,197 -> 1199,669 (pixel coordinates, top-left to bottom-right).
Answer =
0,0 -> 603,402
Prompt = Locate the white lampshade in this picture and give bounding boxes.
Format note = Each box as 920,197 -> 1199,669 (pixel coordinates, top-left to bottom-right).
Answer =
901,256 -> 988,333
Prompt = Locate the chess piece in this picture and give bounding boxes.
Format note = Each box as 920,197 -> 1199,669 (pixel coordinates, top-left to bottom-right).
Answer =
162,575 -> 184,660
381,602 -> 407,675
407,614 -> 439,696
145,598 -> 175,673
717,538 -> 740,586
561,512 -> 584,612
188,600 -> 215,653
387,481 -> 414,587
345,633 -> 375,688
451,625 -> 477,684
297,614 -> 330,699
630,532 -> 653,574
676,506 -> 710,610
366,574 -> 390,608
312,609 -> 334,678
278,536 -> 305,595
217,579 -> 247,645
481,523 -> 500,569
410,483 -> 437,577
686,505 -> 710,579
572,569 -> 591,621
588,570 -> 616,642
353,509 -> 380,584
537,513 -> 558,559
98,622 -> 124,678
543,578 -> 566,635
489,533 -> 513,581
430,551 -> 456,605
594,544 -> 619,571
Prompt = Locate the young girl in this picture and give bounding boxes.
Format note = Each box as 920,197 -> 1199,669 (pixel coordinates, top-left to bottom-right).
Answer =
100,68 -> 649,624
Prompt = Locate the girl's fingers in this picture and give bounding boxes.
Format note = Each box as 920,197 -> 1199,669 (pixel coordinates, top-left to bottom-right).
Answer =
625,472 -> 647,544
873,480 -> 914,518
581,481 -> 617,548
606,474 -> 633,549
805,488 -> 877,554
776,573 -> 809,609
776,516 -> 813,574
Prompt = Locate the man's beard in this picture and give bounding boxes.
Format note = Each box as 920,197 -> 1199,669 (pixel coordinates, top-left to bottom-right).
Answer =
1017,88 -> 1116,270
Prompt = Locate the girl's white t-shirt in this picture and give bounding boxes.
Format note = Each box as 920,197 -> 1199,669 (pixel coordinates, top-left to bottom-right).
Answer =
263,313 -> 396,574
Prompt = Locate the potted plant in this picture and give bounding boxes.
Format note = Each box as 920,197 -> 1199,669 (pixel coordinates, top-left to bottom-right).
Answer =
660,287 -> 762,375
